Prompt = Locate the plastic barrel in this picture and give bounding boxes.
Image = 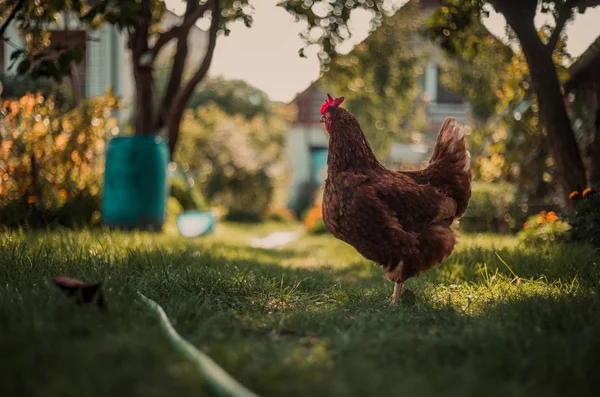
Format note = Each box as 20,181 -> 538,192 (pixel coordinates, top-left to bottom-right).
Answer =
102,135 -> 169,230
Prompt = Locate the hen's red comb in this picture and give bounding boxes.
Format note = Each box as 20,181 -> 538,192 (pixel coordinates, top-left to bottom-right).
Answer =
320,93 -> 345,115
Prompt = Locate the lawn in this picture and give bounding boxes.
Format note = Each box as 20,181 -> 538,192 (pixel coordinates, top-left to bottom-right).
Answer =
1,223 -> 599,397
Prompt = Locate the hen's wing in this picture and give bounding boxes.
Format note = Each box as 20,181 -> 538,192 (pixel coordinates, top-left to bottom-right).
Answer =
341,171 -> 455,232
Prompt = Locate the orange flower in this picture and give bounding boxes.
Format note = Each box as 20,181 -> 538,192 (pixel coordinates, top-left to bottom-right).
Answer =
523,222 -> 530,229
27,196 -> 36,205
582,187 -> 595,198
569,190 -> 581,200
537,216 -> 545,225
540,210 -> 547,217
58,189 -> 67,199
546,211 -> 558,224
304,206 -> 322,229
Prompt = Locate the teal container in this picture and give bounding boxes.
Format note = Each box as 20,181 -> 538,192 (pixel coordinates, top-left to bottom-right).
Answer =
102,136 -> 169,230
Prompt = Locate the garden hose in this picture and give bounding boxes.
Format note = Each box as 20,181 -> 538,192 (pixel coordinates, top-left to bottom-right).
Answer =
138,292 -> 260,397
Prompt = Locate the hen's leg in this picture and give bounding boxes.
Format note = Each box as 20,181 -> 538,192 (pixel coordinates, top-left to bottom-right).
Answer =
390,281 -> 406,305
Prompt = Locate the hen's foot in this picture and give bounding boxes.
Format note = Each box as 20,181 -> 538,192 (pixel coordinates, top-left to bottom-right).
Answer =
390,281 -> 406,305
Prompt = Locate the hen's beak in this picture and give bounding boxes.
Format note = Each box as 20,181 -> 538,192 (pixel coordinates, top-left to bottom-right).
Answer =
320,115 -> 325,123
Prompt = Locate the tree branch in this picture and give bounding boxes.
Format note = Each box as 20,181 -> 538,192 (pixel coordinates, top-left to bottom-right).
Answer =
0,0 -> 26,37
167,0 -> 220,154
154,0 -> 210,129
130,0 -> 152,58
175,1 -> 219,109
547,0 -> 578,51
154,32 -> 188,129
150,2 -> 210,60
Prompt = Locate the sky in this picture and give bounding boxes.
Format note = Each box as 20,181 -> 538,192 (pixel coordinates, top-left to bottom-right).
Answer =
166,0 -> 600,103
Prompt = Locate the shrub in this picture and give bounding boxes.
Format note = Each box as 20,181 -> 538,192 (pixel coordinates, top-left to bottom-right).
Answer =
459,182 -> 517,233
517,211 -> 571,245
569,186 -> 600,248
176,103 -> 290,219
0,91 -> 119,228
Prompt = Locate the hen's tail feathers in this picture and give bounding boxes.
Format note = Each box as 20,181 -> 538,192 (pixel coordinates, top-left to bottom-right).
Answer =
430,118 -> 470,172
428,118 -> 472,217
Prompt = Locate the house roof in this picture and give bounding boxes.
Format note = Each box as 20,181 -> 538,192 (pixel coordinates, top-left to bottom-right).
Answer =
565,35 -> 600,92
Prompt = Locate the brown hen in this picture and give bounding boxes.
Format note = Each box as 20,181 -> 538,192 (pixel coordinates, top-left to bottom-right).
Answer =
320,94 -> 472,304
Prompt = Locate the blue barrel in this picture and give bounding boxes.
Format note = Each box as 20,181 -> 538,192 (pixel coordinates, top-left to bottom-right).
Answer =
102,135 -> 169,230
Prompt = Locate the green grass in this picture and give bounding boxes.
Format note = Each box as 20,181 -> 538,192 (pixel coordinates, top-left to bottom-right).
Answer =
1,223 -> 599,397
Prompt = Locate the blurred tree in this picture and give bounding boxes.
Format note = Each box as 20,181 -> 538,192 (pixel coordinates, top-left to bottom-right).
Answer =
0,91 -> 119,227
280,0 -> 406,70
1,0 -> 253,157
428,11 -> 572,201
320,1 -> 433,157
186,77 -> 273,120
175,89 -> 294,217
283,0 -> 600,205
424,0 -> 600,205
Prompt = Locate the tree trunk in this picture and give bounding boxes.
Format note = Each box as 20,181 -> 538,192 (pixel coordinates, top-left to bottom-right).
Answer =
129,0 -> 155,136
498,3 -> 587,206
133,64 -> 155,135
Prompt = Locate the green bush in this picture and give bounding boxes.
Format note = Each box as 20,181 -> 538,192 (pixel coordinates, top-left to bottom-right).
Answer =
459,182 -> 517,233
569,186 -> 600,248
517,211 -> 571,245
0,91 -> 119,228
176,103 -> 290,219
0,74 -> 75,108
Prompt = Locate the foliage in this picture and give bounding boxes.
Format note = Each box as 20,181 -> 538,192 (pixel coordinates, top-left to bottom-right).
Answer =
474,51 -> 554,198
169,175 -> 205,212
187,76 -> 272,120
0,91 -> 119,227
176,102 -> 291,219
569,187 -> 600,248
279,0 -> 404,70
424,0 -> 600,200
425,3 -> 511,121
426,3 -> 576,201
1,0 -> 252,81
0,74 -> 75,108
322,1 -> 432,157
517,210 -> 571,246
0,0 -> 101,82
459,182 -> 517,233
163,195 -> 184,234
